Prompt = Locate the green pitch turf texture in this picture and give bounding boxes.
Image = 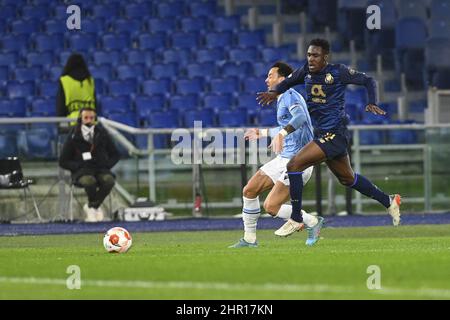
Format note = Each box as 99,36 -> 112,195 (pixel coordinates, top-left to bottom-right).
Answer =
1,225 -> 449,300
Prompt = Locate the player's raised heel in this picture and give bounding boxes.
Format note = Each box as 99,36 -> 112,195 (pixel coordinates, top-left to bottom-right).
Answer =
305,216 -> 324,246
388,194 -> 401,226
228,238 -> 258,248
274,219 -> 304,237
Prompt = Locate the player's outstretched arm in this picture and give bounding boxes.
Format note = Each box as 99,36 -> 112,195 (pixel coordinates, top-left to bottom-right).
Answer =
365,104 -> 386,115
256,91 -> 277,106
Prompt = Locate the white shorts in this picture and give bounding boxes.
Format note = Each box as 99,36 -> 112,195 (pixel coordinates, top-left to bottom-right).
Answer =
260,156 -> 313,186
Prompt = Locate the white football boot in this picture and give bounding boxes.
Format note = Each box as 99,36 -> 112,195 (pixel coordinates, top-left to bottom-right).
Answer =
274,218 -> 305,237
387,194 -> 401,226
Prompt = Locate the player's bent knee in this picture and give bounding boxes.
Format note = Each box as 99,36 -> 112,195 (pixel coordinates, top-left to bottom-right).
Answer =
263,200 -> 279,216
242,185 -> 257,199
338,176 -> 354,186
286,159 -> 301,173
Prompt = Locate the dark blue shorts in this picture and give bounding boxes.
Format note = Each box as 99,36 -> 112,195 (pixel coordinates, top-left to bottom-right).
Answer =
314,128 -> 351,160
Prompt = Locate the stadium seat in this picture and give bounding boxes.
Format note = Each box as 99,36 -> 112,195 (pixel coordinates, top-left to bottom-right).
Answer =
189,1 -> 217,17
21,4 -> 48,20
257,108 -> 277,126
236,31 -> 265,47
308,0 -> 338,31
93,51 -> 121,66
116,64 -> 146,81
218,109 -> 248,127
142,79 -> 172,96
210,77 -> 240,95
359,128 -> 384,145
90,65 -> 113,81
47,66 -> 62,81
38,80 -> 58,98
169,94 -> 199,111
212,15 -> 241,32
204,32 -> 233,48
107,79 -> 138,97
19,128 -> 55,159
1,35 -> 29,53
345,103 -> 361,123
0,132 -> 18,158
236,93 -> 260,114
228,48 -> 258,63
261,47 -> 290,63
78,18 -> 105,34
123,3 -> 153,19
34,34 -> 64,52
179,17 -> 209,32
0,53 -> 19,67
7,81 -> 35,99
396,17 -> 428,50
431,70 -> 450,89
92,4 -> 120,20
184,109 -> 215,128
252,62 -> 268,77
157,2 -> 185,18
135,95 -> 166,123
100,96 -> 132,116
146,18 -> 174,33
195,48 -> 226,63
26,52 -> 54,67
220,62 -> 253,79
0,98 -> 27,117
162,49 -> 192,65
186,62 -> 216,80
242,77 -> 265,93
112,19 -> 143,37
68,33 -> 97,52
102,34 -> 130,51
125,50 -> 153,66
337,0 -> 367,48
0,66 -> 9,83
170,32 -> 200,49
11,19 -> 41,35
203,94 -> 233,110
175,78 -> 204,95
108,112 -> 138,128
429,19 -> 450,40
31,98 -> 56,116
150,63 -> 178,80
0,5 -> 17,22
14,66 -> 43,82
398,0 -> 428,20
44,19 -> 67,35
430,0 -> 450,20
138,33 -> 167,50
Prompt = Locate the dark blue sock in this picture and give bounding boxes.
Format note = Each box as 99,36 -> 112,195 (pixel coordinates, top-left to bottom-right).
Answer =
288,172 -> 304,223
349,173 -> 391,208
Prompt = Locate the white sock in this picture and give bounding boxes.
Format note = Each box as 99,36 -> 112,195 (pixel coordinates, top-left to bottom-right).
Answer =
242,196 -> 260,243
302,211 -> 318,228
275,204 -> 292,220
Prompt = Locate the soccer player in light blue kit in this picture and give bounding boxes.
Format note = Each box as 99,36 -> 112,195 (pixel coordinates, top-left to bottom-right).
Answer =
230,62 -> 320,248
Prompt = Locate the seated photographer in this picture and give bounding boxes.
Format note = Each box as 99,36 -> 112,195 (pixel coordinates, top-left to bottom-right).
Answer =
59,108 -> 120,222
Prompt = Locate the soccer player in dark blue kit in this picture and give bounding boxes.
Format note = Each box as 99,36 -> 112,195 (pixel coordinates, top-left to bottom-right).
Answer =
257,39 -> 401,246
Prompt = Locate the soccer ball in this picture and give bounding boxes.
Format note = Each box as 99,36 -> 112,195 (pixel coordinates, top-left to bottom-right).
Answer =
103,227 -> 132,253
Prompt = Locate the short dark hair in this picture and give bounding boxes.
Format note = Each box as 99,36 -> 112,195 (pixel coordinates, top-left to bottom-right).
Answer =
271,61 -> 293,78
309,38 -> 330,54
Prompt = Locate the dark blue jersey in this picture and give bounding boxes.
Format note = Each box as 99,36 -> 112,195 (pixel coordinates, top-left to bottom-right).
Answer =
274,63 -> 378,131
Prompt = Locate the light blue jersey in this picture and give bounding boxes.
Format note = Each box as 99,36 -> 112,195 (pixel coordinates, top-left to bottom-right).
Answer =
268,88 -> 313,159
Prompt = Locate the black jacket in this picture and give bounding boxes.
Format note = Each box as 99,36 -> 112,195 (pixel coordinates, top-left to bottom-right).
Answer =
59,124 -> 120,181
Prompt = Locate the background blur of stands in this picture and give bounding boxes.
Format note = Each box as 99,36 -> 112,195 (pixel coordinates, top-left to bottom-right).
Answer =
0,0 -> 449,220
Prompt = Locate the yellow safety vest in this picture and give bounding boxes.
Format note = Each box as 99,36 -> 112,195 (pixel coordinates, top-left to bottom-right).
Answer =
60,75 -> 96,125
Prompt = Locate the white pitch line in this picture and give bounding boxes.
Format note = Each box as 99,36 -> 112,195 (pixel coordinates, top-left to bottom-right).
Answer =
0,277 -> 449,299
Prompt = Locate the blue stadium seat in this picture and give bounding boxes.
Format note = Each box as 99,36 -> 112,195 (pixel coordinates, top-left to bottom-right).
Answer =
14,66 -> 43,82
0,98 -> 27,117
228,48 -> 258,63
39,80 -> 58,98
218,109 -> 248,127
68,33 -> 97,52
345,103 -> 361,122
19,128 -> 55,159
257,108 -> 277,126
124,3 -> 153,19
31,98 -> 56,116
261,47 -> 290,63
138,33 -> 167,50
0,5 -> 17,22
388,128 -> 418,144
186,62 -> 216,80
189,1 -> 217,17
107,112 -> 138,128
102,34 -> 130,51
11,19 -> 41,34
125,50 -> 153,66
184,109 -> 215,128
162,49 -> 192,65
147,110 -> 180,148
398,0 -> 428,20
90,64 -> 113,81
210,77 -> 240,95
150,63 -> 178,80
0,132 -> 18,158
93,51 -> 121,66
252,62 -> 268,77
44,19 -> 67,35
431,70 -> 450,89
308,0 -> 338,31
47,66 -> 62,81
359,128 -> 384,145
220,62 -> 253,79
243,77 -> 265,93
112,19 -> 143,36
0,66 -> 8,82
169,94 -> 199,111
34,34 -> 64,52
171,32 -> 200,49
1,34 -> 29,53
116,64 -> 146,80
142,79 -> 172,96
92,4 -> 120,20
100,96 -> 132,116
26,52 -> 54,67
107,79 -> 138,97
430,19 -> 450,40
94,78 -> 105,95
204,32 -> 233,48
212,15 -> 240,32
195,48 -> 226,63
7,81 -> 35,99
396,17 -> 427,50
135,95 -> 166,123
79,18 -> 105,34
203,93 -> 233,110
0,53 -> 19,67
236,93 -> 260,114
21,5 -> 49,20
337,0 -> 367,48
236,31 -> 265,47
180,17 -> 209,32
157,2 -> 185,18
147,18 -> 177,33
430,0 -> 450,20
175,78 -> 204,95
345,88 -> 368,107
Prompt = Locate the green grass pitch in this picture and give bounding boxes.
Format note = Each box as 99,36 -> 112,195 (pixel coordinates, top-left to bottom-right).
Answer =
1,225 -> 450,299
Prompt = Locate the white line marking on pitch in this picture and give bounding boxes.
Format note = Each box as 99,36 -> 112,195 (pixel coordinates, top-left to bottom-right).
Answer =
0,277 -> 449,298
